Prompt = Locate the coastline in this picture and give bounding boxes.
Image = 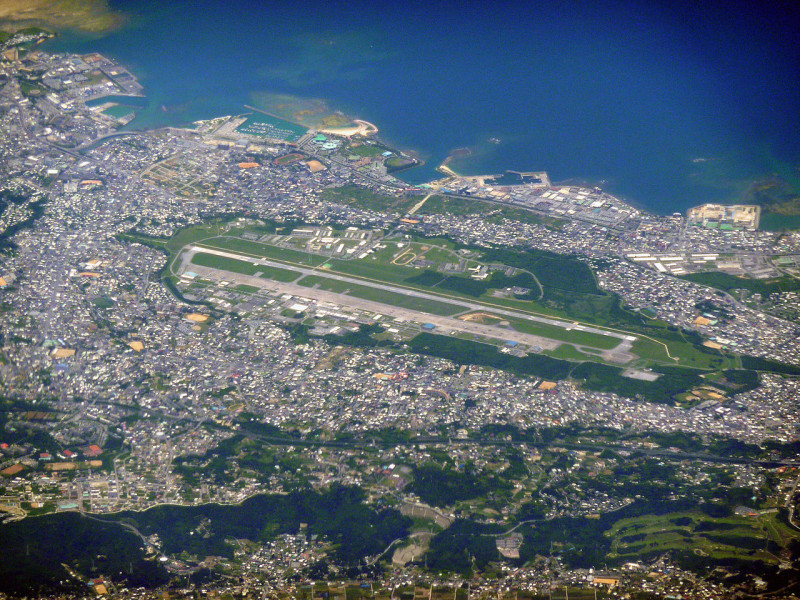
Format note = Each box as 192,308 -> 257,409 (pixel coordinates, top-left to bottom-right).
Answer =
317,118 -> 378,138
28,37 -> 795,222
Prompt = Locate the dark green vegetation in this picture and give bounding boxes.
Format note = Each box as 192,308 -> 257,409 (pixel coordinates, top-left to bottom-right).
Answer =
0,512 -> 168,596
409,333 -> 719,404
679,271 -> 800,297
427,519 -> 504,575
322,185 -> 410,213
0,188 -> 46,252
425,500 -> 800,579
398,444 -> 781,577
741,355 -> 800,376
571,362 -> 703,403
409,464 -> 511,507
0,486 -> 409,594
410,333 -> 572,381
759,213 -> 800,231
480,247 -> 600,296
0,397 -> 62,453
385,156 -> 416,172
107,485 -> 409,565
414,195 -> 565,228
173,435 -> 304,487
406,269 -> 540,300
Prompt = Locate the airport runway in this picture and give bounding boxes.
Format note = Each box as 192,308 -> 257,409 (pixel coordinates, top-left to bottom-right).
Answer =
182,245 -> 636,362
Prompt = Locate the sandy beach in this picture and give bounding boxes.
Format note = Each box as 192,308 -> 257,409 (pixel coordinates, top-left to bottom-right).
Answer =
318,119 -> 378,138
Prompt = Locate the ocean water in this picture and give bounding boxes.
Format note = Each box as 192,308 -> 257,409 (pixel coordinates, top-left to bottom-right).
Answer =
43,0 -> 800,214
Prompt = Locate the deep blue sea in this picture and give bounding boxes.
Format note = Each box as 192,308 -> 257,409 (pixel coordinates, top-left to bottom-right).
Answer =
44,0 -> 800,214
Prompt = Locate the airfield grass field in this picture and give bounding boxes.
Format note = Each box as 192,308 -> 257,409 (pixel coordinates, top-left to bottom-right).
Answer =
543,343 -> 599,362
187,236 -> 637,351
297,274 -> 464,316
190,252 -> 302,282
130,219 -> 753,371
507,315 -> 620,349
198,236 -> 329,267
235,284 -> 260,293
174,232 -> 723,364
630,333 -> 737,370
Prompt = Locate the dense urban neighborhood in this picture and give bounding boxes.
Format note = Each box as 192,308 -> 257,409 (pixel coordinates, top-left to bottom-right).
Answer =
1,35 -> 800,599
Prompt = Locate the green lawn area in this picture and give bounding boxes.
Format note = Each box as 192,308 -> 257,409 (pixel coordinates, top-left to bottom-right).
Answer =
509,317 -> 621,350
606,512 -> 790,564
296,275 -> 464,317
190,235 -> 653,355
136,224 -> 744,369
235,284 -> 259,293
347,143 -> 387,157
191,252 -> 262,275
385,156 -> 413,169
543,344 -> 595,361
295,274 -> 351,293
321,184 -> 413,213
190,252 -> 301,282
257,265 -> 303,282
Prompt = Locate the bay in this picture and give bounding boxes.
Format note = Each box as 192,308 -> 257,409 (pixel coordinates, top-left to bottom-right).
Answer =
43,0 -> 800,214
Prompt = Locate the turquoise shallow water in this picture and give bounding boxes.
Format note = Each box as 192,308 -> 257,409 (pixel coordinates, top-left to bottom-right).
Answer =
43,0 -> 800,214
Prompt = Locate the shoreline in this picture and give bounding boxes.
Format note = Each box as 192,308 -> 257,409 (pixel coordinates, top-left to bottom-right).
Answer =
44,46 -> 772,222
317,118 -> 378,138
